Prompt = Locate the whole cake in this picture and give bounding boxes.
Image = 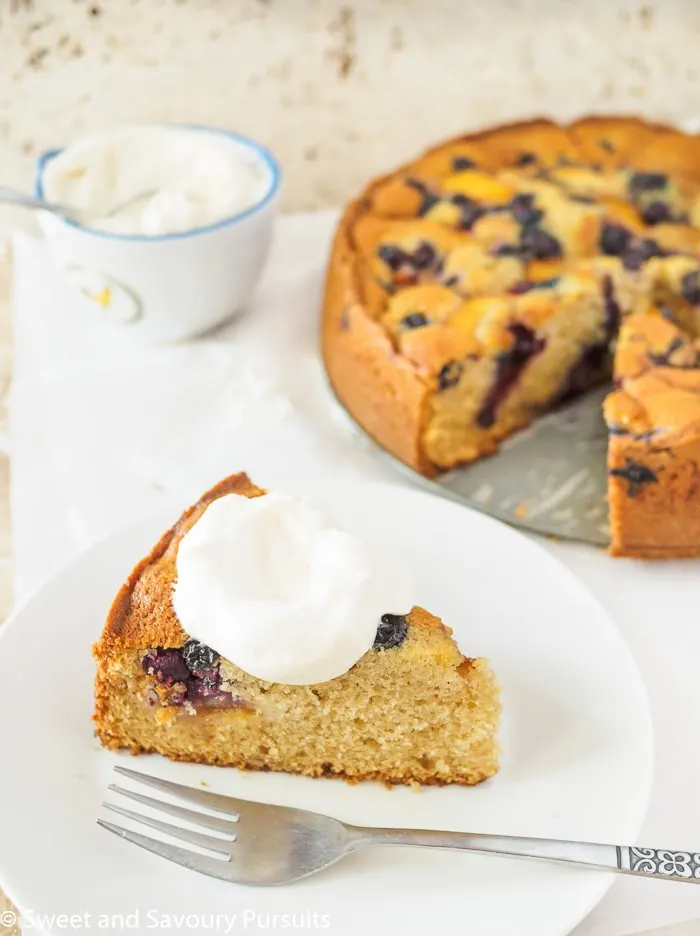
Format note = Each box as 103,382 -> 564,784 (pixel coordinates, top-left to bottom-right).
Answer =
321,117 -> 700,558
94,473 -> 501,786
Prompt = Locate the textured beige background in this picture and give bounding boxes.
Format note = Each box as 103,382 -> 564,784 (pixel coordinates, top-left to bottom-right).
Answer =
2,0 -> 700,236
1,0 -> 700,931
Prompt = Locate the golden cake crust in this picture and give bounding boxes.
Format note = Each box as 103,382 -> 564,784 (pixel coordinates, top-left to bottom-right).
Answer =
100,472 -> 265,653
321,115 -> 700,556
323,202 -> 437,473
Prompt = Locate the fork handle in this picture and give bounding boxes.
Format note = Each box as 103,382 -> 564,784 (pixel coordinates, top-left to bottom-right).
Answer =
348,829 -> 700,884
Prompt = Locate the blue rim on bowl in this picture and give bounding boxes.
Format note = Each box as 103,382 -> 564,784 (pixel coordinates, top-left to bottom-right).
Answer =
34,124 -> 282,243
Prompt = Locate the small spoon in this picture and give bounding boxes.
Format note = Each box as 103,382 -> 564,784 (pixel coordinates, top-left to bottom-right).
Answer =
0,186 -> 158,225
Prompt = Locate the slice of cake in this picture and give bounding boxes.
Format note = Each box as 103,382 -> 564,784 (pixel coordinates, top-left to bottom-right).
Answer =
93,473 -> 501,786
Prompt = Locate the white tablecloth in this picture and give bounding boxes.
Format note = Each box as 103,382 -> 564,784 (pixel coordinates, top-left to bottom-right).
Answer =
10,212 -> 700,936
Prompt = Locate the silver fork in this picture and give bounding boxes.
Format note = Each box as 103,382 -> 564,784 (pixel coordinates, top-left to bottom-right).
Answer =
99,766 -> 700,887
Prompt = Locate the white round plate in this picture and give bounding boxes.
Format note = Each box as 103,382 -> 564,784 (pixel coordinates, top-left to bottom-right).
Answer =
0,481 -> 652,936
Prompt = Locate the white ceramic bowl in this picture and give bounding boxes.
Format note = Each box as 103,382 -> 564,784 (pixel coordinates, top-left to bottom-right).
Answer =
35,126 -> 281,344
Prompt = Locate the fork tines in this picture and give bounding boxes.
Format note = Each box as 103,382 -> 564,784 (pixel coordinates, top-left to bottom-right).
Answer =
99,766 -> 244,881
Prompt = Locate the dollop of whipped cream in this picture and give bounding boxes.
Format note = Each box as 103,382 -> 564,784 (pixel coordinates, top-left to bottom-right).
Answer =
172,491 -> 414,685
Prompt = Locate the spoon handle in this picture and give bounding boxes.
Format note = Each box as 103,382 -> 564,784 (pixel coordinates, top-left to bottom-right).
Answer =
0,186 -> 70,218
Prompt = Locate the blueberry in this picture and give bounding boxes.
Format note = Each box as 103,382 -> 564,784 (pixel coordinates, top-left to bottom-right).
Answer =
510,276 -> 559,293
599,222 -> 631,256
510,193 -> 534,212
476,405 -> 497,429
649,336 -> 686,366
509,322 -> 545,357
437,360 -> 463,390
378,244 -> 412,271
558,342 -> 610,402
477,324 -> 546,427
508,280 -> 536,295
609,459 -> 659,497
510,193 -> 543,228
406,178 -> 440,216
450,194 -> 484,230
515,152 -> 537,167
622,238 -> 664,271
530,277 -> 561,291
400,312 -> 429,330
641,201 -> 671,225
629,171 -> 667,194
373,613 -> 409,651
412,241 -> 437,269
681,270 -> 700,305
621,249 -> 646,271
142,648 -> 190,685
452,156 -> 476,171
517,207 -> 544,228
603,276 -> 621,337
519,226 -> 562,260
188,667 -> 221,697
494,243 -> 521,257
182,638 -> 219,672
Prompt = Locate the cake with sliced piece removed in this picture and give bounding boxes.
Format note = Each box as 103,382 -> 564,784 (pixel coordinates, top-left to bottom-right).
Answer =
322,116 -> 700,557
93,473 -> 501,786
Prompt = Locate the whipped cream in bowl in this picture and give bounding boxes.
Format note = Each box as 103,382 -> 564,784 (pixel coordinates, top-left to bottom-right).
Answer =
41,125 -> 274,237
35,124 -> 281,343
172,491 -> 416,685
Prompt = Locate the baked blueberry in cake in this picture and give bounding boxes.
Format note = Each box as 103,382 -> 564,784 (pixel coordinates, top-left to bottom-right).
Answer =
94,473 -> 501,785
322,116 -> 700,558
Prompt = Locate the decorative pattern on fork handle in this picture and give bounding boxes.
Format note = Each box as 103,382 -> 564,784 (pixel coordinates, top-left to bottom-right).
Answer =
620,847 -> 700,880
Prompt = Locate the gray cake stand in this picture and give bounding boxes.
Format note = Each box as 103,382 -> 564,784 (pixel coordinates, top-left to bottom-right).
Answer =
347,384 -> 611,547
